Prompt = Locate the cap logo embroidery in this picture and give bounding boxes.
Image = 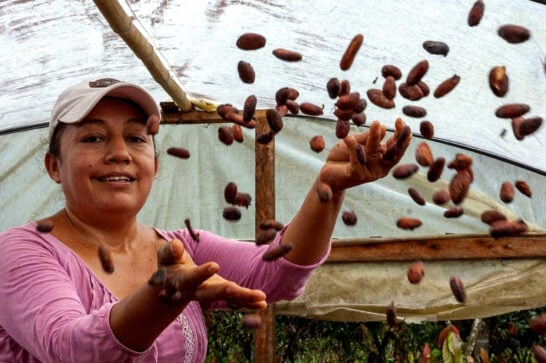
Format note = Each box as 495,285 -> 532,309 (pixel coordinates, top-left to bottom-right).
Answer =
88,78 -> 122,88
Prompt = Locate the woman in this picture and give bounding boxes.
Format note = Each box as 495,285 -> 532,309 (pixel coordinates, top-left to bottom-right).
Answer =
0,78 -> 411,362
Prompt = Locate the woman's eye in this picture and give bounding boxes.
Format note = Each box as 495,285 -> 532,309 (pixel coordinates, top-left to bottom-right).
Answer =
83,135 -> 103,143
128,135 -> 146,143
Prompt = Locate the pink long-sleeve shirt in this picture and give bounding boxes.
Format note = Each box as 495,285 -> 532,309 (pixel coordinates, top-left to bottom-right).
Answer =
0,222 -> 328,362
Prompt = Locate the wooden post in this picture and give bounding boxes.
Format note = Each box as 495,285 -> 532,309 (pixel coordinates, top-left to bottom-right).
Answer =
254,112 -> 276,362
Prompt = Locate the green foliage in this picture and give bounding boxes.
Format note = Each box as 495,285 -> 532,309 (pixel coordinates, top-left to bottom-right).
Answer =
204,308 -> 546,362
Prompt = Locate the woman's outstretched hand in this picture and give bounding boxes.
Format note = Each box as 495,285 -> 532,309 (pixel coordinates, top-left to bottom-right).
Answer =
316,118 -> 412,200
150,238 -> 267,310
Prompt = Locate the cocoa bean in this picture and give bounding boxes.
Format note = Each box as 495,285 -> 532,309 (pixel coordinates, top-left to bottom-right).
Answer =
381,64 -> 402,80
335,119 -> 350,139
515,180 -> 532,198
342,210 -> 358,226
258,219 -> 284,231
340,34 -> 364,71
512,116 -> 542,140
447,153 -> 473,172
433,74 -> 460,98
427,157 -> 446,182
216,104 -> 238,119
285,100 -> 300,115
403,105 -> 427,118
396,217 -> 423,230
450,170 -> 472,205
500,181 -> 515,203
398,82 -> 424,101
334,107 -> 354,121
275,87 -> 290,106
444,207 -> 464,218
236,33 -> 266,50
336,92 -> 361,111
481,210 -> 507,225
407,261 -> 425,284
224,182 -> 238,204
495,103 -> 530,118
406,60 -> 429,86
353,98 -> 367,114
222,206 -> 242,221
262,243 -> 293,261
449,276 -> 467,303
498,24 -> 531,44
243,95 -> 257,123
256,131 -> 275,144
266,108 -> 283,133
432,188 -> 451,205
218,126 -> 234,145
490,219 -> 528,238
423,41 -> 450,56
468,0 -> 485,26
351,112 -> 367,126
237,60 -> 255,84
382,76 -> 396,100
408,187 -> 426,206
309,135 -> 325,153
256,228 -> 277,246
272,48 -> 302,62
393,163 -> 419,179
489,66 -> 509,97
419,121 -> 434,139
166,147 -> 190,159
326,77 -> 341,99
416,81 -> 430,97
232,124 -> 244,143
367,88 -> 395,109
339,79 -> 351,96
415,142 -> 433,167
234,193 -> 252,208
299,102 -> 324,116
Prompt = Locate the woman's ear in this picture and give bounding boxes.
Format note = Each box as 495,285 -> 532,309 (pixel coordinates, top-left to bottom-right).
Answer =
45,153 -> 61,184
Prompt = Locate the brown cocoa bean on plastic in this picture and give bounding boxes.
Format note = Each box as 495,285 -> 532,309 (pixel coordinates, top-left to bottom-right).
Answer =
427,157 -> 446,182
420,121 -> 434,139
232,124 -> 244,143
433,75 -> 460,98
490,219 -> 528,239
450,170 -> 472,205
266,108 -> 283,133
353,98 -> 367,114
416,81 -> 430,97
342,210 -> 358,226
224,182 -> 238,204
403,105 -> 427,118
336,92 -> 361,111
256,228 -> 277,245
285,100 -> 299,115
423,40 -> 449,56
495,103 -> 530,118
498,24 -> 531,44
393,163 -> 419,179
339,79 -> 351,96
299,102 -> 324,116
262,243 -> 293,261
515,180 -> 532,198
217,104 -> 239,119
326,77 -> 341,99
223,206 -> 242,221
272,48 -> 302,62
406,60 -> 429,86
468,0 -> 485,26
444,206 -> 464,218
334,107 -> 354,121
367,88 -> 395,109
309,135 -> 325,153
340,34 -> 364,71
489,66 -> 509,97
256,131 -> 275,144
236,33 -> 266,50
408,187 -> 426,206
396,217 -> 423,230
407,261 -> 425,284
381,64 -> 402,80
449,276 -> 467,303
237,60 -> 255,84
398,82 -> 424,101
512,116 -> 543,140
447,153 -> 473,172
167,147 -> 191,159
234,193 -> 252,208
500,181 -> 515,203
382,76 -> 396,100
415,142 -> 433,167
218,126 -> 234,145
275,87 -> 290,106
432,189 -> 451,205
481,210 -> 507,225
352,112 -> 366,126
258,219 -> 284,231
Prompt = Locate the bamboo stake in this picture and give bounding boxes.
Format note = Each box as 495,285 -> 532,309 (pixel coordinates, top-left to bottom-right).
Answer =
93,0 -> 195,111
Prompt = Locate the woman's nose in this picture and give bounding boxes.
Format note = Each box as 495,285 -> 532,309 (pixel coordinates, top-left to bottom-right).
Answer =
105,138 -> 131,164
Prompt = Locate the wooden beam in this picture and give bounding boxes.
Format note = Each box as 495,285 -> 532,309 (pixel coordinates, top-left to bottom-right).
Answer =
327,233 -> 546,262
160,109 -> 268,125
253,111 -> 276,362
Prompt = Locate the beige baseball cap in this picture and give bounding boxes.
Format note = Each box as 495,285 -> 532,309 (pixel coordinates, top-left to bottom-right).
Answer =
49,78 -> 161,138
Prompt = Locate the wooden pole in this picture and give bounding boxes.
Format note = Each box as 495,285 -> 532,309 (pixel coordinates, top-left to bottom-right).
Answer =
254,112 -> 276,362
93,0 -> 193,111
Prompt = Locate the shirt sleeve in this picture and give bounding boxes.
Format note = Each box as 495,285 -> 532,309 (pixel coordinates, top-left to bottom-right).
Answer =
159,225 -> 330,305
0,226 -> 154,363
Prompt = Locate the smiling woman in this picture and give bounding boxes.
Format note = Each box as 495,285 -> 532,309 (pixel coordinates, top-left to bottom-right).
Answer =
0,77 -> 411,362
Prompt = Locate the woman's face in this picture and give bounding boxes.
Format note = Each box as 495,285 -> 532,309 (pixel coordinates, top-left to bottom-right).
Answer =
46,97 -> 158,220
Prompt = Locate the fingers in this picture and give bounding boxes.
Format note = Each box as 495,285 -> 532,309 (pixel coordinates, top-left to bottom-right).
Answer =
365,121 -> 386,158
